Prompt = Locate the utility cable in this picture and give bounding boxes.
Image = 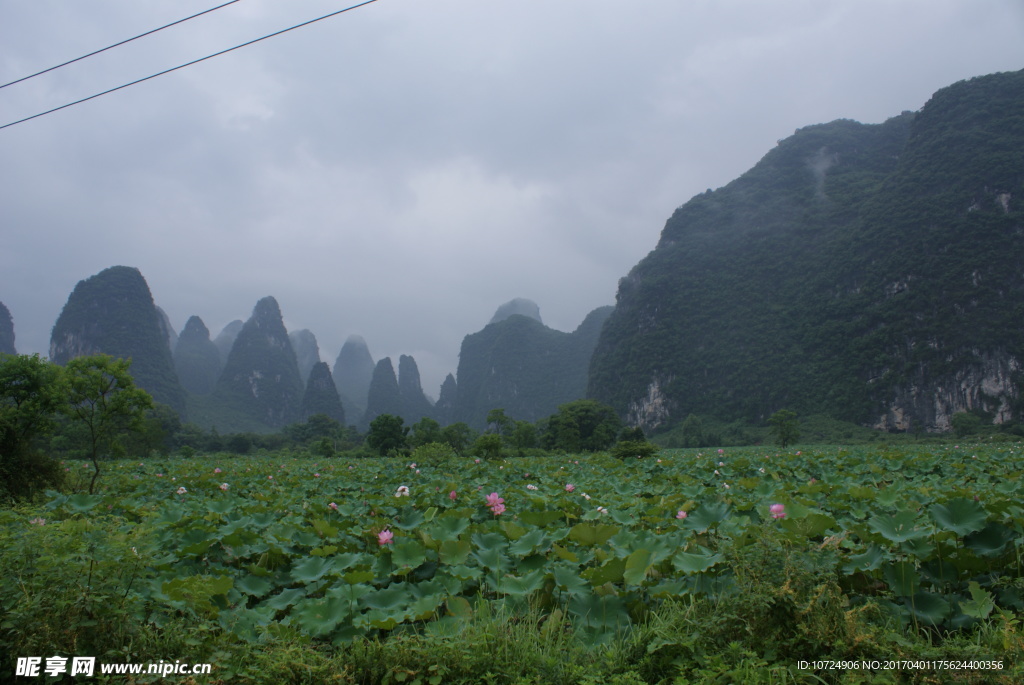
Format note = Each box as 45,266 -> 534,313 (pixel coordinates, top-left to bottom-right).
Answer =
0,0 -> 378,131
0,0 -> 244,90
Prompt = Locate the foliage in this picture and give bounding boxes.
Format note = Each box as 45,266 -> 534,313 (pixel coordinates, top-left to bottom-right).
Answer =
63,354 -> 154,493
0,354 -> 66,501
589,69 -> 1024,433
951,411 -> 984,438
49,265 -> 187,417
542,399 -> 622,452
367,413 -> 410,456
768,409 -> 800,448
3,443 -> 1024,682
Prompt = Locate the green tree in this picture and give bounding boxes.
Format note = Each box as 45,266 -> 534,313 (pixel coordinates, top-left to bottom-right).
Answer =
950,412 -> 983,438
0,354 -> 67,500
509,420 -> 538,455
768,409 -> 800,448
473,432 -> 503,460
366,414 -> 409,457
441,422 -> 475,456
409,417 -> 443,448
486,408 -> 515,436
63,355 -> 154,494
542,400 -> 622,453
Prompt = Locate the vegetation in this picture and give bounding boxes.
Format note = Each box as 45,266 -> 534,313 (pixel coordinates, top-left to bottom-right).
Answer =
589,68 -> 1024,433
3,443 -> 1023,683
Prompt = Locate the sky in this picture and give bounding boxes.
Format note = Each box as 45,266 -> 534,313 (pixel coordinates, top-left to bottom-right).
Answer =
1,0 -> 1022,398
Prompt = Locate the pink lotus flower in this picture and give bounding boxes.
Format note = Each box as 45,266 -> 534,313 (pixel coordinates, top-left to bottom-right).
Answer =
378,529 -> 394,545
770,503 -> 786,520
328,502 -> 338,510
490,502 -> 506,515
214,467 -> 222,474
676,510 -> 687,519
565,484 -> 575,492
28,517 -> 45,526
176,486 -> 187,495
267,475 -> 273,480
314,473 -> 320,478
474,458 -> 481,464
485,492 -> 504,508
449,490 -> 457,501
219,483 -> 229,491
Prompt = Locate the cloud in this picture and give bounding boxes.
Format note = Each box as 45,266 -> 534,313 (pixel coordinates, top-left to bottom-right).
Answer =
1,0 -> 1022,395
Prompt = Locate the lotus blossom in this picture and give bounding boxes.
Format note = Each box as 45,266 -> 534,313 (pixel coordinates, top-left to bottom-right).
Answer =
449,490 -> 457,501
395,485 -> 410,497
526,484 -> 538,490
770,503 -> 786,520
176,486 -> 187,495
378,529 -> 394,545
328,502 -> 338,510
596,506 -> 608,515
474,458 -> 481,464
565,484 -> 575,492
676,510 -> 687,519
214,467 -> 222,474
485,492 -> 505,515
219,483 -> 229,491
28,517 -> 45,526
314,473 -> 320,478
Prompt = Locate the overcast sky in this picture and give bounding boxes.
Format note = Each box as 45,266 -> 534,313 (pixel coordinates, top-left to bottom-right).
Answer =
1,0 -> 1022,397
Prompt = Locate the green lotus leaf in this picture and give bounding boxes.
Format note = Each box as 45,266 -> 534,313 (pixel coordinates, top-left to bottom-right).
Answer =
291,596 -> 350,637
263,587 -> 306,611
567,591 -> 630,634
471,532 -> 507,552
582,557 -> 626,586
965,522 -> 1017,556
883,560 -> 920,597
841,545 -> 888,574
311,518 -> 338,539
868,510 -> 928,544
360,585 -> 410,612
929,498 -> 988,537
623,548 -> 655,586
518,510 -> 565,527
905,591 -> 951,626
960,581 -> 995,619
683,502 -> 730,534
391,540 -> 427,571
66,493 -> 103,513
445,564 -> 482,581
439,539 -> 472,565
509,528 -> 549,557
429,516 -> 470,542
290,555 -> 334,583
779,512 -> 836,538
553,565 -> 590,597
235,574 -> 274,597
494,569 -> 546,597
672,549 -> 724,575
568,523 -> 620,546
472,546 -> 512,573
207,499 -> 234,514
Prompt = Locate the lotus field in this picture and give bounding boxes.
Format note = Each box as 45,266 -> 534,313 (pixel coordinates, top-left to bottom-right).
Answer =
4,444 -> 1024,679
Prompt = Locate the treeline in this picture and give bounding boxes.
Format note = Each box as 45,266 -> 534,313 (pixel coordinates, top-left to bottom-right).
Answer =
1,353 -> 656,503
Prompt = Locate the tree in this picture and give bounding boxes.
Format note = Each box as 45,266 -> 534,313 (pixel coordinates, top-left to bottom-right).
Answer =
0,354 -> 67,500
409,417 -> 443,448
542,400 -> 622,453
950,411 -> 983,438
473,433 -> 502,460
441,422 -> 475,456
768,409 -> 800,448
366,414 -> 409,457
63,355 -> 154,494
486,408 -> 514,436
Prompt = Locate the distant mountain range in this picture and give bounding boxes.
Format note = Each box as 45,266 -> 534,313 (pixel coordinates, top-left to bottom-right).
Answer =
5,69 -> 1022,435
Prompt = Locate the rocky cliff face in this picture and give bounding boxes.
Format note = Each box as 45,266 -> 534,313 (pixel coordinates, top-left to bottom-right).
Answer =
435,373 -> 458,426
333,335 -> 375,423
212,296 -> 304,429
362,357 -> 402,429
302,361 -> 346,424
173,315 -> 223,395
0,301 -> 15,355
589,69 -> 1024,432
289,329 -> 321,387
398,354 -> 435,424
49,266 -> 187,417
454,305 -> 613,429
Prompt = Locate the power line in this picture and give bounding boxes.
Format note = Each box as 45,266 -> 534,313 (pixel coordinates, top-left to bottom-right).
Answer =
0,0 -> 379,131
0,0 -> 244,90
